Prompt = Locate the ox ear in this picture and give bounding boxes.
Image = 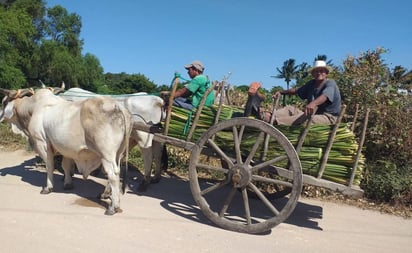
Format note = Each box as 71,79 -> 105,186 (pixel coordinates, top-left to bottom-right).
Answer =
0,99 -> 15,121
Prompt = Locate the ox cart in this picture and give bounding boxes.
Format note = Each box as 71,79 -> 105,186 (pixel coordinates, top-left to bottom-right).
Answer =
132,75 -> 368,234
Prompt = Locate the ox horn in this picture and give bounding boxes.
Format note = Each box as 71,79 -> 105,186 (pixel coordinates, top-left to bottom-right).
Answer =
0,88 -> 12,96
0,88 -> 34,98
18,88 -> 35,97
0,87 -> 19,98
39,79 -> 46,88
50,81 -> 66,95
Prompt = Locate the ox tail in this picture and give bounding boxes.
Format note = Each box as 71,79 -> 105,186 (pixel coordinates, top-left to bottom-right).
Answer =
120,107 -> 132,195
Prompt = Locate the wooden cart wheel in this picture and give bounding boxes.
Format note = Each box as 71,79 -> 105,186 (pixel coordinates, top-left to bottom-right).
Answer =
188,117 -> 302,234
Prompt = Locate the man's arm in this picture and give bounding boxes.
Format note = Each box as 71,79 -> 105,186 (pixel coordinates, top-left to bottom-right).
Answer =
174,87 -> 192,98
272,87 -> 297,99
305,94 -> 328,115
160,87 -> 192,98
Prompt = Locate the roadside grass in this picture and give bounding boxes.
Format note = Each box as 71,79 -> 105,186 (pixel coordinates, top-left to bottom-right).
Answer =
0,122 -> 29,151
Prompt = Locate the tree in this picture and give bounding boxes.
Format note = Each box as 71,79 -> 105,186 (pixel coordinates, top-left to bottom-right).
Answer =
44,5 -> 83,56
294,62 -> 309,87
104,73 -> 158,94
391,66 -> 412,93
0,4 -> 36,87
76,53 -> 104,92
273,58 -> 298,105
8,0 -> 46,42
339,47 -> 411,167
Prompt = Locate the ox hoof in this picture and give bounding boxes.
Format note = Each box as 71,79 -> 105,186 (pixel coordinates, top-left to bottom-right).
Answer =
63,183 -> 74,190
104,207 -> 122,215
40,187 -> 53,194
104,209 -> 115,215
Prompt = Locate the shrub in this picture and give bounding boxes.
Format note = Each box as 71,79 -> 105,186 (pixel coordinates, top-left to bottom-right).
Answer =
361,160 -> 412,203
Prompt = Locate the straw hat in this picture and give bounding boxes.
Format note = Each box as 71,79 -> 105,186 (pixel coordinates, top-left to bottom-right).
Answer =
308,60 -> 333,74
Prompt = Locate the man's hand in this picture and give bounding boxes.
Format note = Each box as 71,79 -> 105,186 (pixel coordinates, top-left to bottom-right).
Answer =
305,101 -> 318,115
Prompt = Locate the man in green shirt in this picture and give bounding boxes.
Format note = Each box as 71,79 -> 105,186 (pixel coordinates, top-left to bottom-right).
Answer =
173,60 -> 214,110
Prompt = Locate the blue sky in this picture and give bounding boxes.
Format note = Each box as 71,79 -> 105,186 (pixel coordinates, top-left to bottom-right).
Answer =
46,0 -> 412,90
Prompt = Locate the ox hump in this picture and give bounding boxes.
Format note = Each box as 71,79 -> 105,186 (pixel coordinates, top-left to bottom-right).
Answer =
83,97 -> 118,115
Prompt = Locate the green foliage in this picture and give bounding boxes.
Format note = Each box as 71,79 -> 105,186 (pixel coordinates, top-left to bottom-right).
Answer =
361,161 -> 412,203
338,48 -> 412,167
0,1 -> 102,90
165,146 -> 191,172
0,64 -> 26,88
335,48 -> 412,204
104,73 -> 158,94
0,6 -> 36,87
45,5 -> 82,56
235,84 -> 249,92
127,147 -> 145,171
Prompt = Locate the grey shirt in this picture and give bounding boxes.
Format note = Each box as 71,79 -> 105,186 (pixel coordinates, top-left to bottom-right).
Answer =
297,79 -> 341,116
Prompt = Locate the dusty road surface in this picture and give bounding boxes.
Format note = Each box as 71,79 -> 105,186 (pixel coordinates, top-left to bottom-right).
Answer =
0,149 -> 411,253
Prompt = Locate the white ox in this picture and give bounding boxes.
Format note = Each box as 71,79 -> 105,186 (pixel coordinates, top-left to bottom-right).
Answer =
0,88 -> 132,215
59,88 -> 166,191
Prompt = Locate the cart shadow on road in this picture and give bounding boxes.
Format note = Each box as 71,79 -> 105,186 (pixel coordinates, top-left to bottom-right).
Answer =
127,169 -> 324,233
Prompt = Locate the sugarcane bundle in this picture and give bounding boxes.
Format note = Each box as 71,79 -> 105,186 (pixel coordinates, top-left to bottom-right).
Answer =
166,106 -> 364,186
166,105 -> 238,140
275,124 -> 365,186
202,123 -> 364,186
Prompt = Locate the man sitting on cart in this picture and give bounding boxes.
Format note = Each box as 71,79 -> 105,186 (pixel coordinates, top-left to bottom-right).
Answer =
271,60 -> 341,125
171,60 -> 215,110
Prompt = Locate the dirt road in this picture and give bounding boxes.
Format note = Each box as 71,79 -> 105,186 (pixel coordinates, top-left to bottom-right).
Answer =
0,149 -> 411,253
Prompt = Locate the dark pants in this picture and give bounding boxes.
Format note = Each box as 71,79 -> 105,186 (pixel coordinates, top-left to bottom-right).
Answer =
173,97 -> 194,110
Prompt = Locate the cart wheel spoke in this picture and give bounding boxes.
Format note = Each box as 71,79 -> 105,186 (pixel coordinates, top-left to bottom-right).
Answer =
201,180 -> 230,196
244,131 -> 265,166
241,188 -> 252,225
248,182 -> 280,215
197,162 -> 228,173
207,138 -> 234,167
219,187 -> 237,217
252,174 -> 293,188
232,126 -> 242,164
250,155 -> 288,173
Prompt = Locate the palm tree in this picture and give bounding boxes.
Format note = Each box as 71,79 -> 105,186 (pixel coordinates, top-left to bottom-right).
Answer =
294,62 -> 309,87
391,66 -> 412,93
315,54 -> 335,70
272,58 -> 298,106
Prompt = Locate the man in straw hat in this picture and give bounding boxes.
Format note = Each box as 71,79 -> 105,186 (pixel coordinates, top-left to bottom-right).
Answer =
271,60 -> 341,125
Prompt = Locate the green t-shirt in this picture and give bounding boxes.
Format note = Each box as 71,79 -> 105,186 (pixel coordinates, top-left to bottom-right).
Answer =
186,75 -> 215,108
